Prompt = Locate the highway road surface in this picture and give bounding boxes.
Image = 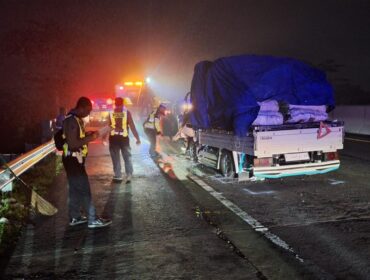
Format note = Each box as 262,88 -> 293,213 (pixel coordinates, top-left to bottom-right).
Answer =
2,133 -> 369,279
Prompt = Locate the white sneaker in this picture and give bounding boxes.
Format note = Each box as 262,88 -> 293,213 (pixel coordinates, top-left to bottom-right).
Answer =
88,218 -> 112,229
113,176 -> 123,181
69,216 -> 88,226
126,174 -> 132,183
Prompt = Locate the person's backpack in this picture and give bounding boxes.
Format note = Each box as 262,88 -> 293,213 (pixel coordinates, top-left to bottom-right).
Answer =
53,129 -> 65,151
53,113 -> 72,151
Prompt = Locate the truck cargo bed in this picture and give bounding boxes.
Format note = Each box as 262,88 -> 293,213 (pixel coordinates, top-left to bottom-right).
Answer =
197,121 -> 344,158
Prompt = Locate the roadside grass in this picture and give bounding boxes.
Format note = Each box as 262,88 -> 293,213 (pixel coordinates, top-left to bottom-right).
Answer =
0,154 -> 62,270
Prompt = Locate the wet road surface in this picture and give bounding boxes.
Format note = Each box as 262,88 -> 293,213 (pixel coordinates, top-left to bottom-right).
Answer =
161,136 -> 370,280
3,139 -> 261,279
3,134 -> 370,279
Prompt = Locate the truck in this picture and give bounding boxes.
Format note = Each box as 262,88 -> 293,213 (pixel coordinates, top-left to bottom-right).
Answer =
192,121 -> 343,180
115,81 -> 155,119
88,97 -> 113,128
182,55 -> 344,180
88,80 -> 153,129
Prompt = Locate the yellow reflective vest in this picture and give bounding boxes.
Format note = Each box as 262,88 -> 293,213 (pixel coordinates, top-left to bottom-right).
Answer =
63,115 -> 88,158
144,110 -> 161,133
109,109 -> 128,137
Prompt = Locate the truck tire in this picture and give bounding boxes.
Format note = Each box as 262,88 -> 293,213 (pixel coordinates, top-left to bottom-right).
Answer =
220,151 -> 235,178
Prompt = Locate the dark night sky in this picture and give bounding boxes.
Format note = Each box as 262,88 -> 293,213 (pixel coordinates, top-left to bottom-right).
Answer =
1,0 -> 370,102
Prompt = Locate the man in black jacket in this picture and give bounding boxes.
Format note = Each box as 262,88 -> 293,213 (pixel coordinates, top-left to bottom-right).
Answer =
62,96 -> 112,228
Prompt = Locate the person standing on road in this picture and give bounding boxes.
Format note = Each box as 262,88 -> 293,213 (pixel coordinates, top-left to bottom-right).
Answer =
143,104 -> 166,158
108,97 -> 141,182
62,96 -> 112,228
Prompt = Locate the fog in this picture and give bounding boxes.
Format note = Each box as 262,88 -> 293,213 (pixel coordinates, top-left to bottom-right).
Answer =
1,0 -> 370,152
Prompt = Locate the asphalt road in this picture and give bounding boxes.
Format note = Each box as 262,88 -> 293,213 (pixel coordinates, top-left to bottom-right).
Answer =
2,134 -> 370,279
161,135 -> 370,280
3,139 -> 261,279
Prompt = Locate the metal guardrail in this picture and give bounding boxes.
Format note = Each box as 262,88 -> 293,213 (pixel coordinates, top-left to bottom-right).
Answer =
0,140 -> 56,191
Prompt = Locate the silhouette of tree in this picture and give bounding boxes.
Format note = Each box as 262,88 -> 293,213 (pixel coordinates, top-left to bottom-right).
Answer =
0,20 -> 94,152
316,59 -> 370,105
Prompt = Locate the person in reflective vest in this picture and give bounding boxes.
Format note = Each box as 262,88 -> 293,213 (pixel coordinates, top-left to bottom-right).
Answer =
143,104 -> 166,157
109,97 -> 141,182
62,96 -> 112,228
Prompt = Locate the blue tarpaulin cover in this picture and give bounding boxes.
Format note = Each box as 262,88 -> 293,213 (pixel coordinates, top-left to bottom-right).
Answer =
189,55 -> 335,136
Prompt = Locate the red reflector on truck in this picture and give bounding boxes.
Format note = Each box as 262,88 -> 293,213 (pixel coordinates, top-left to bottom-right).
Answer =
324,152 -> 339,161
254,157 -> 273,167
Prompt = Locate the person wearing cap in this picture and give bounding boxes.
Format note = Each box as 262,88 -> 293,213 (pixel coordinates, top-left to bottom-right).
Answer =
143,104 -> 166,158
108,97 -> 141,182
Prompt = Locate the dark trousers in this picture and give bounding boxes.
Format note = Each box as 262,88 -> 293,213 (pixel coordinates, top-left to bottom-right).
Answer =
109,135 -> 132,177
144,128 -> 157,156
62,156 -> 96,222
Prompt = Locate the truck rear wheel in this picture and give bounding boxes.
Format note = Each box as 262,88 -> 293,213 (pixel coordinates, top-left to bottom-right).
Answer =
220,151 -> 235,178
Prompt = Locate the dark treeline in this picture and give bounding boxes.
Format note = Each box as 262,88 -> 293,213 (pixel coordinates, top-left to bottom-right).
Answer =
334,84 -> 370,105
0,23 -> 369,153
317,59 -> 370,105
0,21 -> 94,153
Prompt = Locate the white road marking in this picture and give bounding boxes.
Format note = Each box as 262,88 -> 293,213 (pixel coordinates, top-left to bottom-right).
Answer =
328,179 -> 346,185
243,188 -> 275,195
345,137 -> 370,143
188,174 -> 304,263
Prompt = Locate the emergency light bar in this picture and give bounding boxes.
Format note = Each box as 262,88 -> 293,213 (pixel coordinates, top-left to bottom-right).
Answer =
124,81 -> 143,87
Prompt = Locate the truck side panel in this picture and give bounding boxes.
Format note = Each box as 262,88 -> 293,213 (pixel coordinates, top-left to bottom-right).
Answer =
254,127 -> 343,157
198,130 -> 254,154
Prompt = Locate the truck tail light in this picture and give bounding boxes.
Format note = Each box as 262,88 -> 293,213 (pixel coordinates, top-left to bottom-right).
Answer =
253,157 -> 272,167
324,152 -> 339,161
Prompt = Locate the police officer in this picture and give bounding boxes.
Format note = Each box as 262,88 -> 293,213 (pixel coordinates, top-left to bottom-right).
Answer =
143,104 -> 166,158
109,97 -> 141,182
62,97 -> 112,228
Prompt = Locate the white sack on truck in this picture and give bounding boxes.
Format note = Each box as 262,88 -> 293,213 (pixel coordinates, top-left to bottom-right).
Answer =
257,100 -> 280,112
286,104 -> 328,123
252,111 -> 284,126
252,100 -> 283,125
